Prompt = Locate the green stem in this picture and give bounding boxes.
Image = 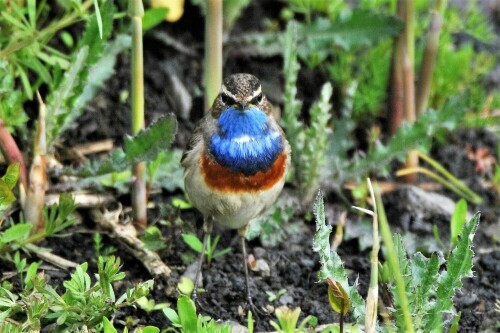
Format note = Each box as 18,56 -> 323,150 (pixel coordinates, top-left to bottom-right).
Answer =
204,0 -> 223,112
375,186 -> 415,333
129,0 -> 147,229
416,0 -> 447,116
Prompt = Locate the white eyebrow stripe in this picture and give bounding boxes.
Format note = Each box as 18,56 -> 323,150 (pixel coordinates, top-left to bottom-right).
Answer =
246,86 -> 262,102
221,85 -> 237,99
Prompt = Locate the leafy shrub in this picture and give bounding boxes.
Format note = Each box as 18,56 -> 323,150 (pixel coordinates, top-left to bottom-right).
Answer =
0,256 -> 154,332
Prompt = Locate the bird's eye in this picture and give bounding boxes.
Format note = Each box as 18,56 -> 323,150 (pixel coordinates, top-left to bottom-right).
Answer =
251,93 -> 263,105
221,93 -> 236,105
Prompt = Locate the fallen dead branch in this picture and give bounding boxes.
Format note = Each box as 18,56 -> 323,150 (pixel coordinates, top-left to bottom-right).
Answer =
45,192 -> 115,208
25,244 -> 79,270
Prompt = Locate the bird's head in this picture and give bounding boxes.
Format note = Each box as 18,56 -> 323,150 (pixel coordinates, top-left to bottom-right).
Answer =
211,73 -> 269,117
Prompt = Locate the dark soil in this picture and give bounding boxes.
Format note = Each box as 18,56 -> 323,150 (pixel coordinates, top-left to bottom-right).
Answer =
2,1 -> 499,332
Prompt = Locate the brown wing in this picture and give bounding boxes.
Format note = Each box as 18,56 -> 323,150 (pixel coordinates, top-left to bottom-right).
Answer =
181,122 -> 203,165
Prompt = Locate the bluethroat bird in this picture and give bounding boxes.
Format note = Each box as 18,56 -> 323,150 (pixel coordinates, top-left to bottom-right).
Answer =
181,73 -> 291,309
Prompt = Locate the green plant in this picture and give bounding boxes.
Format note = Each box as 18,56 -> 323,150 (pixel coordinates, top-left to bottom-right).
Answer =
0,163 -> 19,215
0,0 -> 98,134
102,316 -> 161,333
314,188 -> 479,331
282,21 -> 333,203
269,306 -> 315,333
266,288 -> 287,303
181,233 -> 231,266
141,226 -> 168,251
163,295 -> 232,333
93,233 -> 117,261
0,256 -> 154,332
313,192 -> 366,325
0,194 -> 77,256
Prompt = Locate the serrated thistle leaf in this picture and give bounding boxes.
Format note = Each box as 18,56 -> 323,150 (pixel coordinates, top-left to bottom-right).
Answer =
78,1 -> 115,66
46,2 -> 116,147
346,95 -> 468,182
424,213 -> 479,330
409,252 -> 440,329
327,277 -> 351,315
300,9 -> 403,51
313,191 -> 366,323
62,116 -> 177,178
46,46 -> 89,145
124,114 -> 177,163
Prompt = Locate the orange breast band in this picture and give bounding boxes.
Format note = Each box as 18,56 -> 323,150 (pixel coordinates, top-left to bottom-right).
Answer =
200,153 -> 287,193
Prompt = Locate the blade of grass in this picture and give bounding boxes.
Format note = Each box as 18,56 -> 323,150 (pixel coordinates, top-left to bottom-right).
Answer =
375,184 -> 415,333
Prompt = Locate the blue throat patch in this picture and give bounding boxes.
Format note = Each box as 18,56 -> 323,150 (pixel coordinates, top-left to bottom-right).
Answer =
209,107 -> 283,175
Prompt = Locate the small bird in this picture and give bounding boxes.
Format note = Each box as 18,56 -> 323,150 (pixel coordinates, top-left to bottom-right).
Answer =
181,73 -> 291,309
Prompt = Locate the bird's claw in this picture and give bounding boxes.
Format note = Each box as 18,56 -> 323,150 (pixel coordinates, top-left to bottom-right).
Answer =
244,296 -> 267,319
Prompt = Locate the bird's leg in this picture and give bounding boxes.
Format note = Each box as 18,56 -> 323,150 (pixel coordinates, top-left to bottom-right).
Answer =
238,225 -> 263,316
192,216 -> 213,302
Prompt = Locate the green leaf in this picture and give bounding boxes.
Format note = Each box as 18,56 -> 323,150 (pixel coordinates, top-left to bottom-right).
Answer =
425,213 -> 479,330
300,9 -> 403,52
143,8 -> 168,31
140,327 -> 160,333
0,224 -> 32,243
72,34 -> 131,121
124,114 -> 178,163
102,317 -> 118,333
312,191 -> 366,324
177,296 -> 197,332
343,95 -> 468,182
92,0 -> 103,39
172,197 -> 192,209
162,307 -> 180,325
177,276 -> 194,296
409,252 -> 440,328
327,278 -> 351,315
450,199 -> 467,246
182,233 -> 203,253
2,163 -> 20,190
24,262 -> 39,289
46,2 -> 116,147
46,45 -> 89,145
27,0 -> 36,28
0,179 -> 16,209
140,226 -> 167,251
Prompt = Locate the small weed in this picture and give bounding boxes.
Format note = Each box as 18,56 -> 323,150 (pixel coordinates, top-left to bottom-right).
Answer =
0,256 -> 154,331
181,233 -> 231,266
163,295 -> 232,333
93,233 -> 117,261
269,306 -> 315,333
266,288 -> 287,303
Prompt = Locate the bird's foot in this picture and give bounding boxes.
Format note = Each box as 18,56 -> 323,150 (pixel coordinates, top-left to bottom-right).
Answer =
191,291 -> 219,318
244,295 -> 267,319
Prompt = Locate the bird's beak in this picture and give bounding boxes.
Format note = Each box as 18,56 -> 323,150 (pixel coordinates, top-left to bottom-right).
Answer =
238,101 -> 248,110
